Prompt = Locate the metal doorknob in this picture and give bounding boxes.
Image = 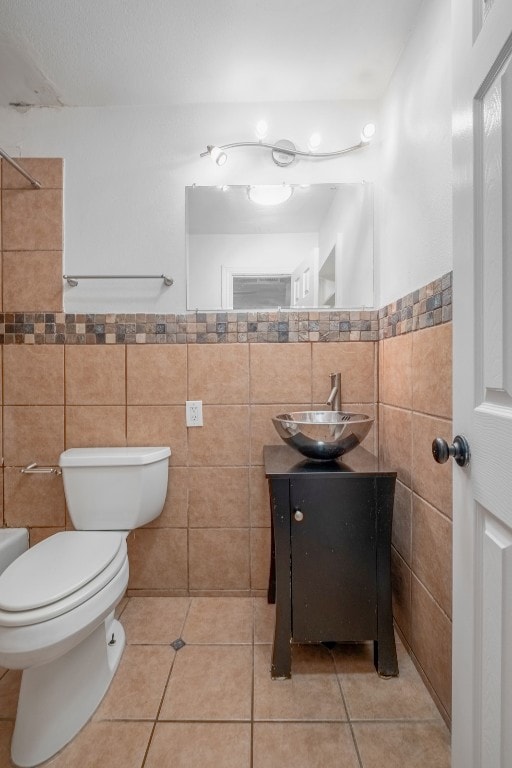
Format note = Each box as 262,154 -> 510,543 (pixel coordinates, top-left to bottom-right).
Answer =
432,435 -> 470,467
294,510 -> 304,522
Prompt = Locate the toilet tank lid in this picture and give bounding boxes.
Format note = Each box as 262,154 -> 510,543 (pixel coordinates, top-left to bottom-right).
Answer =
59,446 -> 171,467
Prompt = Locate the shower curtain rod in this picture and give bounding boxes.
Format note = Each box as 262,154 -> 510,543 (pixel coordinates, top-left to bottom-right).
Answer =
0,147 -> 42,189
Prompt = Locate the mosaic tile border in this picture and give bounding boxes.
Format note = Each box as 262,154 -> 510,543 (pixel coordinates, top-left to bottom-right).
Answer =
0,272 -> 452,344
378,271 -> 452,339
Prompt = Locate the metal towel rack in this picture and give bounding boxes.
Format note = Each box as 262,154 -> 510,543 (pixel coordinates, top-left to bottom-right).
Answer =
21,463 -> 62,476
0,147 -> 42,189
63,274 -> 174,287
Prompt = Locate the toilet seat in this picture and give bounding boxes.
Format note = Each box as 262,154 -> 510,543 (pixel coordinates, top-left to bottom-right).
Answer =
0,532 -> 127,628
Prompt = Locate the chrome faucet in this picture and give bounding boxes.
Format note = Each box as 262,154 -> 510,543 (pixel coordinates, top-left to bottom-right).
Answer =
326,372 -> 342,411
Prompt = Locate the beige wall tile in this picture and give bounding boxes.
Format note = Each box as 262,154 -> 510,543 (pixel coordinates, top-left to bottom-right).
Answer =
250,466 -> 271,527
392,480 -> 412,565
127,405 -> 187,466
412,323 -> 452,419
391,549 -> 411,645
249,343 -> 311,404
3,251 -> 62,311
380,334 -> 413,408
1,158 -> 63,190
126,345 -> 187,405
188,467 -> 249,527
0,471 -> 3,526
188,344 -> 249,404
127,528 -> 188,590
250,403 -> 309,466
189,528 -> 250,590
379,404 -> 412,487
251,528 -> 271,591
4,468 -> 65,527
29,527 -> 65,546
65,345 -> 126,404
145,466 -> 188,528
411,576 -> 452,717
411,413 -> 452,518
412,495 -> 452,618
66,405 -> 126,448
4,405 -> 64,466
312,341 -> 376,404
4,345 -> 64,404
2,189 -> 63,250
188,405 -> 250,466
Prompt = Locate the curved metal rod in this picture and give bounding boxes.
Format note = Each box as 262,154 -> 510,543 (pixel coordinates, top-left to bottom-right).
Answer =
200,140 -> 368,159
63,274 -> 174,287
0,147 -> 42,188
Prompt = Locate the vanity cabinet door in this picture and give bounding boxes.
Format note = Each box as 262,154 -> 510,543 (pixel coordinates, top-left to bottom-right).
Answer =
290,476 -> 378,643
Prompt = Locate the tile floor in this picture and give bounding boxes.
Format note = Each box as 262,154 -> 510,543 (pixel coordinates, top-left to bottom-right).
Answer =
0,597 -> 451,767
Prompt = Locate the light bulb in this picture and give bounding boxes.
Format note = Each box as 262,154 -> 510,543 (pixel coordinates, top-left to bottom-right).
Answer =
361,123 -> 376,143
255,120 -> 268,140
248,184 -> 293,206
208,145 -> 227,166
307,132 -> 322,151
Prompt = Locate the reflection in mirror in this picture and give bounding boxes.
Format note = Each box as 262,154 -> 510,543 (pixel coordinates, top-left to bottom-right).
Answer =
186,183 -> 374,311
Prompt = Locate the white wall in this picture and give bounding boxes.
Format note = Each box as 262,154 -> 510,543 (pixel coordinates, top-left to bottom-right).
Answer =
319,184 -> 374,308
188,232 -> 317,309
375,0 -> 452,307
0,100 -> 377,312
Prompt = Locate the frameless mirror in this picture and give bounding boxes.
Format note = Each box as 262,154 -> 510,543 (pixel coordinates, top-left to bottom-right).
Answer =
186,182 -> 374,311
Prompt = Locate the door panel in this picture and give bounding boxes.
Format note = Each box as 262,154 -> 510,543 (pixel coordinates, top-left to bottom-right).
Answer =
453,0 -> 512,765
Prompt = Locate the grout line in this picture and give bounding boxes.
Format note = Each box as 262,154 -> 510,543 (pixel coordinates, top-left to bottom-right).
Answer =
139,596 -> 193,767
326,646 -> 364,768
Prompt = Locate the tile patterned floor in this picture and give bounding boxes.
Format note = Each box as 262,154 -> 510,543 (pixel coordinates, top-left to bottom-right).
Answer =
0,597 -> 451,767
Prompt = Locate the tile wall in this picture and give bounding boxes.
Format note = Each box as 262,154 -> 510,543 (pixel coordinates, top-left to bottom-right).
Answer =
0,158 -> 453,723
379,322 -> 452,724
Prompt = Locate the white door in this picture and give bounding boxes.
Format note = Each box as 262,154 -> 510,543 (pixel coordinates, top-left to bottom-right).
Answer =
291,249 -> 319,307
452,1 -> 512,766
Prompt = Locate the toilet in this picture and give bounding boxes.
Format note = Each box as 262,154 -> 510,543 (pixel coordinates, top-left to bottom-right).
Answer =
0,446 -> 171,768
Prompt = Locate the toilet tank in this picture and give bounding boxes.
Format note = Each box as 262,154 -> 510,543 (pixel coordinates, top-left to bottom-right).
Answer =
59,447 -> 171,530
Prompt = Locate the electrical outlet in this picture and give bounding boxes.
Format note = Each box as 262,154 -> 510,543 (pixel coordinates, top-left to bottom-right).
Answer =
186,400 -> 203,427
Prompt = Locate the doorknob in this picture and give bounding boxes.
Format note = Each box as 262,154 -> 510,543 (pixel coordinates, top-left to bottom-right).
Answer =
432,435 -> 470,467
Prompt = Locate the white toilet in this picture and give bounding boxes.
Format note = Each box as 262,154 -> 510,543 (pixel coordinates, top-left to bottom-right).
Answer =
0,446 -> 171,768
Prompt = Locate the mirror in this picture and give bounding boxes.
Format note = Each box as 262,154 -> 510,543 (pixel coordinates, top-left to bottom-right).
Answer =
186,182 -> 374,311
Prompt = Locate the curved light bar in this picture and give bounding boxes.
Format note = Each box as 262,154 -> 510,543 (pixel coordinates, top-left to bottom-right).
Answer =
200,125 -> 375,167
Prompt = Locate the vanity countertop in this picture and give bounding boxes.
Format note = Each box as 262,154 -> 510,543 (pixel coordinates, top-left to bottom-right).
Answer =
264,444 -> 396,479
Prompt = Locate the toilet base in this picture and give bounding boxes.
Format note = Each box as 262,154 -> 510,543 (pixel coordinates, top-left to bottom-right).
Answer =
11,614 -> 125,767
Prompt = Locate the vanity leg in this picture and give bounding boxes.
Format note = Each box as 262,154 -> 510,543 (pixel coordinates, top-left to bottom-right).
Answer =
269,478 -> 292,679
267,513 -> 276,604
375,477 -> 399,677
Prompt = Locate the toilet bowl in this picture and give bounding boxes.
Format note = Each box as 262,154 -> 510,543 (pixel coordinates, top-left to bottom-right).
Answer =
0,446 -> 170,767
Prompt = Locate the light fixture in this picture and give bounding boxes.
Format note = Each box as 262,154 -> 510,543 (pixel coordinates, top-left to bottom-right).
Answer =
247,184 -> 293,206
307,132 -> 322,151
200,124 -> 375,167
207,145 -> 227,166
361,123 -> 376,143
255,120 -> 268,140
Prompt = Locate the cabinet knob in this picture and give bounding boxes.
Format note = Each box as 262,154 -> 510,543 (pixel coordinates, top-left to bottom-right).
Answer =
294,510 -> 304,522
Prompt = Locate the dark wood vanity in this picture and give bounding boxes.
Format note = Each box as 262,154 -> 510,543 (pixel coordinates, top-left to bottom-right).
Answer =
264,444 -> 398,679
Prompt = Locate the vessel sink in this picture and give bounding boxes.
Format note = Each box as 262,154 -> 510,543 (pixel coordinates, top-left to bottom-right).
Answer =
272,410 -> 373,461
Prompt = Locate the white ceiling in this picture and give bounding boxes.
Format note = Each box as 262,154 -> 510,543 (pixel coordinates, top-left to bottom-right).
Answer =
0,0 -> 423,108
